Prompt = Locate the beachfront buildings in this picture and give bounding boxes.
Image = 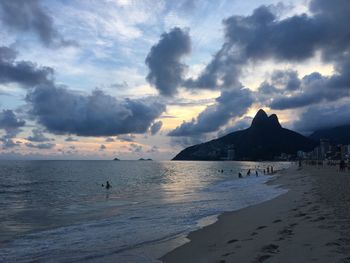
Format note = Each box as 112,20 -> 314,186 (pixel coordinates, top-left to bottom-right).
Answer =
298,139 -> 350,161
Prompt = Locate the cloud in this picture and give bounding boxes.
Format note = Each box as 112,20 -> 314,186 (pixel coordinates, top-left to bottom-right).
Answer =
27,129 -> 52,142
269,72 -> 350,110
65,136 -> 78,142
0,109 -> 25,149
186,0 -> 350,93
168,88 -> 254,136
147,145 -> 159,153
1,138 -> 21,149
0,46 -> 54,88
270,70 -> 301,91
99,144 -> 106,151
146,27 -> 191,96
117,134 -> 135,142
0,109 -> 25,133
293,102 -> 350,133
150,121 -> 162,135
129,143 -> 142,153
26,85 -> 166,136
0,0 -> 75,47
25,142 -> 55,149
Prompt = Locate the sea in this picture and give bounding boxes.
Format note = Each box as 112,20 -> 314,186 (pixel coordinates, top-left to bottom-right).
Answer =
0,160 -> 290,262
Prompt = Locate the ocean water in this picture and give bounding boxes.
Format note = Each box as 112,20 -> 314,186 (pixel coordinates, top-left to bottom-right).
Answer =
0,160 -> 289,262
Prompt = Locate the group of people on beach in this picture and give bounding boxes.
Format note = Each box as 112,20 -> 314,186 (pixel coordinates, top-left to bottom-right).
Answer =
237,166 -> 275,179
302,159 -> 350,172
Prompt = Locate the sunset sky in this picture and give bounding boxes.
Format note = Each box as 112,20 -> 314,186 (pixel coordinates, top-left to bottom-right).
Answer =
0,0 -> 349,160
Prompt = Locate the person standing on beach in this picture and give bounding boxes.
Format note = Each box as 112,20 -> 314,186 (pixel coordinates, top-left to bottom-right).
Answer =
267,167 -> 270,174
256,170 -> 258,176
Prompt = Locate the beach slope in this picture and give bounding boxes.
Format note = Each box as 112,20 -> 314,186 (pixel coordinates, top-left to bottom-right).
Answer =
161,166 -> 350,263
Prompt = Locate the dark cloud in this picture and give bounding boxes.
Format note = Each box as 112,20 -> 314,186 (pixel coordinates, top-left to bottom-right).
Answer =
0,0 -> 75,47
65,136 -> 78,142
270,70 -> 301,91
25,142 -> 55,149
147,145 -> 159,153
0,109 -> 25,149
150,121 -> 162,135
117,134 -> 135,142
99,144 -> 106,151
129,143 -> 143,153
169,88 -> 254,136
146,27 -> 191,96
0,109 -> 25,132
294,102 -> 350,133
26,85 -> 166,136
187,0 -> 350,93
270,72 -> 350,110
27,129 -> 52,142
1,138 -> 21,149
0,46 -> 54,88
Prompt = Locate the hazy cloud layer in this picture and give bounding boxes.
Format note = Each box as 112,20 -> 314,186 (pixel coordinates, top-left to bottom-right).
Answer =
26,142 -> 55,149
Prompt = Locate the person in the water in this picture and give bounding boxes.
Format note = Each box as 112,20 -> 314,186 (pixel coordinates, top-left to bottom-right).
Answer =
105,181 -> 111,189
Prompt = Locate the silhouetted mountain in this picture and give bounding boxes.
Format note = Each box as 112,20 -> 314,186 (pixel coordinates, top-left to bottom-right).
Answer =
309,124 -> 350,145
172,109 -> 317,161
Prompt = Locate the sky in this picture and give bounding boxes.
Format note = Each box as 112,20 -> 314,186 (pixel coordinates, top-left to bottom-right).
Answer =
0,0 -> 349,160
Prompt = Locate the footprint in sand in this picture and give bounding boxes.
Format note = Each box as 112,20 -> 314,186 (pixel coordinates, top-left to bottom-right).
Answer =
294,212 -> 307,217
227,239 -> 239,244
261,244 -> 279,254
221,252 -> 234,257
254,254 -> 272,262
273,219 -> 282,223
311,216 -> 326,222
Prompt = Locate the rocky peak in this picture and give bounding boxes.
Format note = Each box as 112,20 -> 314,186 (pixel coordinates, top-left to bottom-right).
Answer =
251,109 -> 281,129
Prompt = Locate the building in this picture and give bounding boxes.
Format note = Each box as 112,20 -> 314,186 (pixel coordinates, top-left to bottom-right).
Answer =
227,145 -> 235,160
320,139 -> 330,159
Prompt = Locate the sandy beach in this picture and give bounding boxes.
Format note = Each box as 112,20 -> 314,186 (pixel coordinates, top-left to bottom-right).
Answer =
161,165 -> 350,263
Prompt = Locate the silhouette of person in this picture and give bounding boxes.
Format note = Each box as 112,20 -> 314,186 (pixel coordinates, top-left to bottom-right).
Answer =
106,181 -> 111,189
238,172 -> 243,178
256,170 -> 258,177
267,167 -> 270,174
247,169 -> 251,176
271,166 -> 274,174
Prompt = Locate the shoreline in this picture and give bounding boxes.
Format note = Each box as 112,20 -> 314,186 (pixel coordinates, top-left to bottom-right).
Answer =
161,165 -> 350,262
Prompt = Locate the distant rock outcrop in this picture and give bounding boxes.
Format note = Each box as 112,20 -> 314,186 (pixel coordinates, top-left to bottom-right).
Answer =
309,124 -> 350,145
172,109 -> 316,161
113,158 -> 120,161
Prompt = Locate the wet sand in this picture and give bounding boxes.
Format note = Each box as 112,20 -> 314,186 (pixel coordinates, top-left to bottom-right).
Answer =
161,165 -> 350,263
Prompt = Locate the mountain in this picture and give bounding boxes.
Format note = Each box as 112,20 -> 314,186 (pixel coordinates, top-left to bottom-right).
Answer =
309,124 -> 350,145
172,109 -> 317,161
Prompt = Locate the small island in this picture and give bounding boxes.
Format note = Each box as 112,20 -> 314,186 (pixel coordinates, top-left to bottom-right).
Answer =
138,158 -> 153,161
113,158 -> 120,161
